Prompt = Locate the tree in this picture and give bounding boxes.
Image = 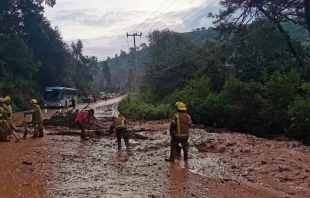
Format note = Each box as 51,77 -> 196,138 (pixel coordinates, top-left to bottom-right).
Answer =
102,61 -> 111,87
210,0 -> 307,66
140,43 -> 148,49
144,29 -> 200,99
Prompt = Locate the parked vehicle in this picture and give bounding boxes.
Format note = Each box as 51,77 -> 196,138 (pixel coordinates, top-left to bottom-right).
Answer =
85,95 -> 94,103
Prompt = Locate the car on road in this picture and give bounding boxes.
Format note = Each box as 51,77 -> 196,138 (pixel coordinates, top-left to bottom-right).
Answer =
106,93 -> 112,99
85,95 -> 94,103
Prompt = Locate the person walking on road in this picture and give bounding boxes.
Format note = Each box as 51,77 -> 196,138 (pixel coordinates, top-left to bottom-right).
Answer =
74,109 -> 95,140
110,114 -> 130,151
165,102 -> 192,162
70,97 -> 76,109
24,99 -> 44,138
0,98 -> 10,142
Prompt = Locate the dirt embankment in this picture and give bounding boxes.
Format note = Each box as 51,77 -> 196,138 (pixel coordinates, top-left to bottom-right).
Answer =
0,107 -> 310,198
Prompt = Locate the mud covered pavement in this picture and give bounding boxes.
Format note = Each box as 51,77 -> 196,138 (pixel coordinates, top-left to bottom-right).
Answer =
1,102 -> 310,198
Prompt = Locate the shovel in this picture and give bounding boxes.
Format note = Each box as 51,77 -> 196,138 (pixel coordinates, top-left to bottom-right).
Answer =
23,114 -> 28,139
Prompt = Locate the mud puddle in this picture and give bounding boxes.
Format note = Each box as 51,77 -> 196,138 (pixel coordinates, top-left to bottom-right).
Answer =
1,101 -> 310,197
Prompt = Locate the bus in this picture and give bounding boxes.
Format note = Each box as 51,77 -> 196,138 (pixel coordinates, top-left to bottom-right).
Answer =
44,86 -> 77,108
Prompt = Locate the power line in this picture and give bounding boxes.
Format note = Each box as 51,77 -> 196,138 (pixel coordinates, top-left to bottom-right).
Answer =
142,0 -> 180,31
145,0 -> 188,33
145,0 -> 219,73
173,0 -> 219,31
130,0 -> 168,33
145,24 -> 266,77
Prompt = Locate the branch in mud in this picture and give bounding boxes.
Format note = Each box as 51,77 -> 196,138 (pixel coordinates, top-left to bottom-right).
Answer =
46,128 -> 163,140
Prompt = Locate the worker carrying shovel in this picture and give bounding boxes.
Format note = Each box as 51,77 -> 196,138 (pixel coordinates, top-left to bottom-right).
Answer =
109,113 -> 130,151
74,109 -> 95,140
23,99 -> 44,138
3,96 -> 19,135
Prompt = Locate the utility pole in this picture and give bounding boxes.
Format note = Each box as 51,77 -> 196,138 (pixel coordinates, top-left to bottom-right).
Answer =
127,32 -> 142,97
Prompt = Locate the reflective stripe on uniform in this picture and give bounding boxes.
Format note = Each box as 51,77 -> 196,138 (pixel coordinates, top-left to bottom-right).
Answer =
115,119 -> 126,130
174,113 -> 190,139
176,114 -> 180,135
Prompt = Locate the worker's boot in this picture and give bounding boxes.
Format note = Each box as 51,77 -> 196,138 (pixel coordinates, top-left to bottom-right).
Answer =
183,147 -> 189,161
31,132 -> 38,138
117,138 -> 122,150
81,129 -> 87,140
0,133 -> 10,142
124,138 -> 130,152
31,125 -> 39,138
38,127 -> 44,137
176,145 -> 181,158
165,147 -> 176,162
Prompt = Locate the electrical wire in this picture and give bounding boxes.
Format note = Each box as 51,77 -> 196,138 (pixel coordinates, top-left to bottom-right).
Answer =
143,0 -> 219,71
145,0 -> 188,33
142,0 -> 180,31
173,0 -> 219,30
130,0 -> 168,33
145,24 -> 266,77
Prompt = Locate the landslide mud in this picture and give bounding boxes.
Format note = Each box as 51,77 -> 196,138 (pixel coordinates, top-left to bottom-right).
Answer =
1,100 -> 310,198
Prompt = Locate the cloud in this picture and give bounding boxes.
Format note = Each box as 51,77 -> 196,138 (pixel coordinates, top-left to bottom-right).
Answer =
44,0 -> 220,60
53,9 -> 150,28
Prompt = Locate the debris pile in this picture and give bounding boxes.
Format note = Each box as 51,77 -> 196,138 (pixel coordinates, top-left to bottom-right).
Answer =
43,109 -> 79,127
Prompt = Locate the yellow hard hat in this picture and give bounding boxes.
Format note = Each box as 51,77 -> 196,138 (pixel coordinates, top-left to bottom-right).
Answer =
4,96 -> 10,101
176,102 -> 187,111
30,99 -> 38,104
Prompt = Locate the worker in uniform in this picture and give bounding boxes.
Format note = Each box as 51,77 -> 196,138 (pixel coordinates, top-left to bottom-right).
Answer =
0,98 -> 11,142
75,109 -> 95,140
3,96 -> 17,133
24,99 -> 44,138
110,114 -> 129,151
165,102 -> 192,162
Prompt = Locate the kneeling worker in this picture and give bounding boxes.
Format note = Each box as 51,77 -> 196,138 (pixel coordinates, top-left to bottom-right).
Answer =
165,102 -> 192,161
110,114 -> 129,151
75,109 -> 95,140
23,99 -> 44,138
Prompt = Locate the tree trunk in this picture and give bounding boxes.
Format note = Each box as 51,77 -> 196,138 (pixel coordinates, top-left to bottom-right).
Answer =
258,6 -> 303,68
305,0 -> 310,36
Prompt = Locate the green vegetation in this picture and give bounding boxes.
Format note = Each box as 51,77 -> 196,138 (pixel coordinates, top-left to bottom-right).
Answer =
118,94 -> 173,120
118,1 -> 310,143
1,0 -> 310,143
0,0 -> 99,111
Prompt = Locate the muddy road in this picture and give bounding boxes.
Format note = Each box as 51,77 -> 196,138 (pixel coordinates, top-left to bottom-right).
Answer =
1,99 -> 310,198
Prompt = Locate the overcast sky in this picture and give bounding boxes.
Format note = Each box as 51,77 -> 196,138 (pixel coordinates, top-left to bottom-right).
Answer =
44,0 -> 220,60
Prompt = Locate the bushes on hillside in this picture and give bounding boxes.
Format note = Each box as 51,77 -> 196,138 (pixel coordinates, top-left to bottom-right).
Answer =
118,94 -> 173,120
121,70 -> 310,142
287,96 -> 310,143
